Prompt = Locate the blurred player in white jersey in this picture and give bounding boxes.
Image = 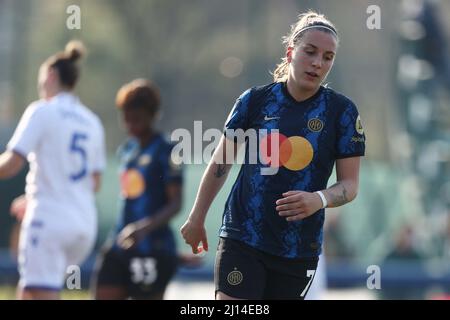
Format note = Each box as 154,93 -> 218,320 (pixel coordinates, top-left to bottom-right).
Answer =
0,41 -> 106,300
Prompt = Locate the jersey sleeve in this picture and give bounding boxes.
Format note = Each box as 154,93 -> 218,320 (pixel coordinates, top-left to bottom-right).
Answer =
160,144 -> 183,185
335,100 -> 366,159
223,88 -> 252,141
7,101 -> 47,158
92,120 -> 107,173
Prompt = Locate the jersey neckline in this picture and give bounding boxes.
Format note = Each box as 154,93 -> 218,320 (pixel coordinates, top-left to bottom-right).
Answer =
280,82 -> 324,106
138,132 -> 163,152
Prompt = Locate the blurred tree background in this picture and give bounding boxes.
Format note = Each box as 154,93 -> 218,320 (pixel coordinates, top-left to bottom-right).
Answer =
2,0 -> 450,296
2,0 -> 403,155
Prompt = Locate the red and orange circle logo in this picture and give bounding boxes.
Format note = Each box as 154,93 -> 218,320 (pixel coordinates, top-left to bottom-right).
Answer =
259,133 -> 314,171
120,169 -> 145,199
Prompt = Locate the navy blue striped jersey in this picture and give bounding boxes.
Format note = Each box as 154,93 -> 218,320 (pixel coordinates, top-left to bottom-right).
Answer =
220,82 -> 365,258
113,134 -> 183,256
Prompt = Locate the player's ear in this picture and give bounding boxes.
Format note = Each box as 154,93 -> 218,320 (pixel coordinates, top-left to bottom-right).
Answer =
286,46 -> 294,63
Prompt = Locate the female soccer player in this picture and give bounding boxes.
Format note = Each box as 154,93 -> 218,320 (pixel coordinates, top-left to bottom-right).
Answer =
0,41 -> 106,300
181,11 -> 366,300
93,79 -> 185,300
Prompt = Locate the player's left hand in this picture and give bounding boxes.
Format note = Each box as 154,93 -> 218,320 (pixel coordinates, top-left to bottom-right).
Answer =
10,194 -> 27,222
117,222 -> 147,250
276,191 -> 323,221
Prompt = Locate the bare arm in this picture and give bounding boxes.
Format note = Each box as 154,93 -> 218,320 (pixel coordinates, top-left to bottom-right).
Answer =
322,157 -> 360,208
276,157 -> 361,221
181,135 -> 241,253
93,172 -> 102,193
117,182 -> 183,250
0,151 -> 25,179
137,183 -> 182,232
188,136 -> 238,224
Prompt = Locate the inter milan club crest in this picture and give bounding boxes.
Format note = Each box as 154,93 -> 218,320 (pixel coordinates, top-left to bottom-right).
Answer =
227,268 -> 243,286
308,118 -> 324,132
138,154 -> 152,167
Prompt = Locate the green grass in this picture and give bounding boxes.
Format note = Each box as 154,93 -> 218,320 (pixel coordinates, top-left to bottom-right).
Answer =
0,286 -> 16,300
0,286 -> 90,300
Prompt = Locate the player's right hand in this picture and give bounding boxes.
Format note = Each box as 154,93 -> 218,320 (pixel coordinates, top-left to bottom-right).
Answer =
180,217 -> 209,254
116,222 -> 147,250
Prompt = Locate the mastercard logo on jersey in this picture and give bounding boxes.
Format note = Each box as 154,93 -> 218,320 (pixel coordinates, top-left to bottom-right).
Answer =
259,133 -> 314,171
120,169 -> 145,199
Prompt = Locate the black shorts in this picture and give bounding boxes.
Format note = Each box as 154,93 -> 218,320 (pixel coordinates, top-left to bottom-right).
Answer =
94,247 -> 179,299
215,237 -> 319,300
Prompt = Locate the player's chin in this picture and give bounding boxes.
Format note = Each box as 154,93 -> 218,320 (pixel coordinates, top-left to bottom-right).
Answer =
128,130 -> 141,139
299,79 -> 320,91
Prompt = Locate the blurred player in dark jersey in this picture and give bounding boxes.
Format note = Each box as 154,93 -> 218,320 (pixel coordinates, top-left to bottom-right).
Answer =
93,79 -> 190,300
181,11 -> 366,300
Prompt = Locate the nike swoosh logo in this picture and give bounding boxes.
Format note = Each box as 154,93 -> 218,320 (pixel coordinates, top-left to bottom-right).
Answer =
264,116 -> 280,121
